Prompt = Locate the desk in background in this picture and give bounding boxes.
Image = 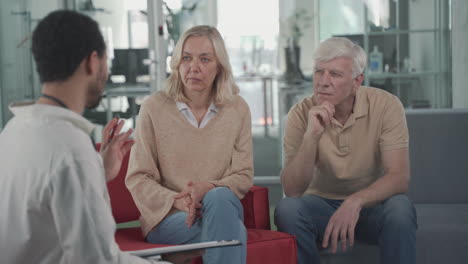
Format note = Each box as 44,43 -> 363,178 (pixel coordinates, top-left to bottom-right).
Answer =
277,81 -> 312,166
235,75 -> 274,138
104,85 -> 151,127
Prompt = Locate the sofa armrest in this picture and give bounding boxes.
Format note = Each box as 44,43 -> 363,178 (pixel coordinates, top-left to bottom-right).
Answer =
241,186 -> 271,230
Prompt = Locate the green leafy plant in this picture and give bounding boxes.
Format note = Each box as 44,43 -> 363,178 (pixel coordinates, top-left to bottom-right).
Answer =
164,1 -> 198,45
284,8 -> 313,47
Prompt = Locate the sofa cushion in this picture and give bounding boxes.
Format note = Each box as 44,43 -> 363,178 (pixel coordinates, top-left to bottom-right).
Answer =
319,242 -> 379,264
115,227 -> 163,251
115,228 -> 203,263
319,204 -> 468,264
406,109 -> 468,203
107,151 -> 141,223
415,204 -> 468,264
241,186 -> 271,230
246,229 -> 297,263
103,142 -> 273,229
116,228 -> 297,264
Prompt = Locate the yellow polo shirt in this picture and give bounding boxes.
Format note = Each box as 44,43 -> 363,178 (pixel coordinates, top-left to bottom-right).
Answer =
283,86 -> 409,199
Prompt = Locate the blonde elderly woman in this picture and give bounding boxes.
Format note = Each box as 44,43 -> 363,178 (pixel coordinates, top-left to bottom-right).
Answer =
126,25 -> 253,264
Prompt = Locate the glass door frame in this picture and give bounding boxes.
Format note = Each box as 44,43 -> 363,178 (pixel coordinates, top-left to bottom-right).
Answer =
147,0 -> 166,92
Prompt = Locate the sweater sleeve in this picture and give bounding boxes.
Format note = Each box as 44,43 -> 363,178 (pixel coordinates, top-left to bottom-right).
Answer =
125,101 -> 178,234
209,100 -> 254,199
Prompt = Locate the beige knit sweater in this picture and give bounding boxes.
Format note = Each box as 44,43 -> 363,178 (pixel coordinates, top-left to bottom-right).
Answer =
126,92 -> 254,237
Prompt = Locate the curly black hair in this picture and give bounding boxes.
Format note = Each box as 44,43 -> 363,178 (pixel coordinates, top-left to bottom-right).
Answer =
31,10 -> 106,83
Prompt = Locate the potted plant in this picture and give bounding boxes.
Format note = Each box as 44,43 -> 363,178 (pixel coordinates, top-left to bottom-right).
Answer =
282,8 -> 312,83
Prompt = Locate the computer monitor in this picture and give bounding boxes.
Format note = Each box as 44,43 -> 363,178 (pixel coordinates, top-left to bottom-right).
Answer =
111,48 -> 149,83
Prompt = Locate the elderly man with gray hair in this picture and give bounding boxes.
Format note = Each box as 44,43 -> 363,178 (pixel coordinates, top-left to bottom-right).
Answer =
275,37 -> 417,264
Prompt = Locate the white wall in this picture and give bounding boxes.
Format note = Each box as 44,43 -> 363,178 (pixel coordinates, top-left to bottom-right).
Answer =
0,21 -> 3,129
0,62 -> 3,129
91,0 -> 147,49
452,0 -> 468,108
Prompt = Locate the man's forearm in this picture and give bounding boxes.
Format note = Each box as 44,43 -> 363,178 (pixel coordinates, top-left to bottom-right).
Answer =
281,132 -> 320,197
348,171 -> 409,209
350,148 -> 411,208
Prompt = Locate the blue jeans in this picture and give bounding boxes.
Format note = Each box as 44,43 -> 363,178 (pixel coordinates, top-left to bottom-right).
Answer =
146,187 -> 247,264
275,194 -> 417,264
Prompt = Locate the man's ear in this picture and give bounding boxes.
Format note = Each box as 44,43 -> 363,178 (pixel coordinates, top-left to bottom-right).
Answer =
84,51 -> 100,76
351,73 -> 364,95
354,73 -> 364,87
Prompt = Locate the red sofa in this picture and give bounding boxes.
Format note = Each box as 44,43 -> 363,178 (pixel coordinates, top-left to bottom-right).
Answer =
102,147 -> 297,263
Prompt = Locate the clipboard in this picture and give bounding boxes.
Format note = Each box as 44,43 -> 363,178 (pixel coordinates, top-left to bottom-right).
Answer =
128,240 -> 241,258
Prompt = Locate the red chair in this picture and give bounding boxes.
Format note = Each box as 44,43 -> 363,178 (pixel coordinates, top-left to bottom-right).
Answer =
101,145 -> 297,263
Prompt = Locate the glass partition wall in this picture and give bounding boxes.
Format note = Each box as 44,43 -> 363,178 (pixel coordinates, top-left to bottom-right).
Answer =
77,0 -> 152,136
318,0 -> 452,108
1,0 -> 454,129
0,0 -> 43,131
0,0 -> 457,230
0,1 -> 455,202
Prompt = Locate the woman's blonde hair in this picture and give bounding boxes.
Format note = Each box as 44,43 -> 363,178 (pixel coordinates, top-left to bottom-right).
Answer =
165,25 -> 239,105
